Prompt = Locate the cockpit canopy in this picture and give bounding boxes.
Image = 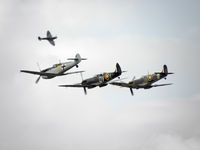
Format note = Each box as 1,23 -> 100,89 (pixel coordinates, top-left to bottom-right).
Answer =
94,73 -> 104,77
53,64 -> 61,67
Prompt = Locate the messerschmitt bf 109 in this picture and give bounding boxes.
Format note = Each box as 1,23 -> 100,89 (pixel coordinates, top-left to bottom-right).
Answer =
20,54 -> 86,84
59,63 -> 122,95
38,30 -> 57,46
110,64 -> 173,96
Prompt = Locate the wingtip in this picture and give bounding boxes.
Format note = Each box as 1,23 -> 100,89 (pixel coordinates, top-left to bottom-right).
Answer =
58,85 -> 66,87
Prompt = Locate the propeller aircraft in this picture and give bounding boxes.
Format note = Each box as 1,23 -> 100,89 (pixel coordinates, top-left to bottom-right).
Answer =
59,63 -> 122,95
38,30 -> 57,46
20,53 -> 86,83
110,64 -> 173,96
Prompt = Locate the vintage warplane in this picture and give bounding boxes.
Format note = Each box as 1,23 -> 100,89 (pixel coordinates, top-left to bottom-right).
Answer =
110,64 -> 173,96
38,30 -> 57,46
20,53 -> 86,83
59,63 -> 122,95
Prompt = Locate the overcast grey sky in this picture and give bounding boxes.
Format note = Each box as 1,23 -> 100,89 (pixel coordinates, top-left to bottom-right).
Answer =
0,0 -> 200,150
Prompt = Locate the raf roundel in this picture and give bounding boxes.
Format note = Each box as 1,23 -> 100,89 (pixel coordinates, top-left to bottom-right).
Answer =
104,73 -> 110,81
147,74 -> 153,82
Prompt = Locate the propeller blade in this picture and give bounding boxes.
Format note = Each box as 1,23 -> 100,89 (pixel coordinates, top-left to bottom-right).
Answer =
130,88 -> 134,96
36,62 -> 41,71
83,87 -> 87,95
35,76 -> 41,84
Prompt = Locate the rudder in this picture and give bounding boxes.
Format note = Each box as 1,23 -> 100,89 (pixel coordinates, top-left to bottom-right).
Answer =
115,63 -> 122,75
163,64 -> 168,75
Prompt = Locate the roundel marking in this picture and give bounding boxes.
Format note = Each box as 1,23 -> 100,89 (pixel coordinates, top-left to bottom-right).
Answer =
147,74 -> 153,82
104,73 -> 110,81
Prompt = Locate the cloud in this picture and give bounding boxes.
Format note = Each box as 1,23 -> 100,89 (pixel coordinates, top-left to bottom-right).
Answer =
0,0 -> 200,150
142,134 -> 200,150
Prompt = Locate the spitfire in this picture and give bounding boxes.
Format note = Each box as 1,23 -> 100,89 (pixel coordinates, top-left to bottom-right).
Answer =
59,63 -> 122,95
20,53 -> 86,83
110,65 -> 173,96
38,30 -> 57,46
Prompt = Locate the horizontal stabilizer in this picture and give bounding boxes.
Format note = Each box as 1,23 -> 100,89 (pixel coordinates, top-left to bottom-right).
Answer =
67,58 -> 87,60
67,53 -> 87,61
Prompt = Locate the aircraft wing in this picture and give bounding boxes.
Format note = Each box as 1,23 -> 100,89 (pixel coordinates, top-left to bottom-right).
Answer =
151,83 -> 173,87
48,40 -> 55,46
47,30 -> 52,38
20,70 -> 57,77
62,71 -> 85,75
109,82 -> 130,87
59,84 -> 86,88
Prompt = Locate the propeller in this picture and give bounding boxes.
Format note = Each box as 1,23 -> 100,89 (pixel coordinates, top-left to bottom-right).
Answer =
130,88 -> 134,96
83,87 -> 87,95
36,62 -> 42,84
35,76 -> 41,84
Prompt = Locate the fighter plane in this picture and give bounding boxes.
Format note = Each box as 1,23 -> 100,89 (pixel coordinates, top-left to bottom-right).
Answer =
20,53 -> 86,83
110,64 -> 173,96
38,30 -> 57,46
59,63 -> 122,95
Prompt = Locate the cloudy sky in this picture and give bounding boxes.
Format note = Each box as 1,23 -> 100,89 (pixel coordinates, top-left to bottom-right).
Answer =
0,0 -> 200,149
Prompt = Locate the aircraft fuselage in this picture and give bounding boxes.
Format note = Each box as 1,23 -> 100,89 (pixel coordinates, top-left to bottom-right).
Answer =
41,60 -> 81,79
129,73 -> 167,89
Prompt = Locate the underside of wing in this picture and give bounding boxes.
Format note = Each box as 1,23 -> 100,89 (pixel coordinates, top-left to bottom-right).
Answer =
59,84 -> 85,88
47,30 -> 52,38
20,70 -> 57,77
48,40 -> 55,46
63,71 -> 85,75
109,82 -> 130,87
151,83 -> 173,87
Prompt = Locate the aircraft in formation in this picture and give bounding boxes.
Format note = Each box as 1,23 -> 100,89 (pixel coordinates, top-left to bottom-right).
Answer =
21,30 -> 174,95
20,53 -> 86,84
38,30 -> 57,46
110,65 -> 173,96
59,63 -> 122,95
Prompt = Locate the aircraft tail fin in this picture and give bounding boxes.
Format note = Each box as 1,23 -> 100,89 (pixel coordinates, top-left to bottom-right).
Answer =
115,63 -> 122,75
163,64 -> 168,75
162,64 -> 174,75
67,53 -> 87,61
